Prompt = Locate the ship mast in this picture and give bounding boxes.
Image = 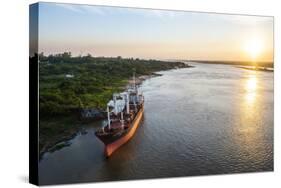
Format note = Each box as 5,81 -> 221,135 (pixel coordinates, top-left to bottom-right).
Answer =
107,105 -> 111,129
133,71 -> 136,92
121,111 -> 124,129
113,94 -> 117,115
126,93 -> 129,114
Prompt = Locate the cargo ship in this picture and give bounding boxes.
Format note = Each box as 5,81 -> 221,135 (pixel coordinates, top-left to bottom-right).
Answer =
95,73 -> 144,157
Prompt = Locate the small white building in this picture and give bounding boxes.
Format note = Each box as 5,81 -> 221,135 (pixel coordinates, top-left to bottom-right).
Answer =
65,74 -> 74,78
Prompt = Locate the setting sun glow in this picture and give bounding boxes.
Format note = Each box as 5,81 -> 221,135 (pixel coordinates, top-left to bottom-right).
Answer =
244,38 -> 263,60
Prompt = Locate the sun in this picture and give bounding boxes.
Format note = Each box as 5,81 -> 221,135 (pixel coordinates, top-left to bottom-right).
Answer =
244,38 -> 263,60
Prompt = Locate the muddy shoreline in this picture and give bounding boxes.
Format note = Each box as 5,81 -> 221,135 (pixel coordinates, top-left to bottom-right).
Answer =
237,66 -> 274,72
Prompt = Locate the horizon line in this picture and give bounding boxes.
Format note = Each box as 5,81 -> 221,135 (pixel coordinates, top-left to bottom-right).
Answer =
34,52 -> 274,64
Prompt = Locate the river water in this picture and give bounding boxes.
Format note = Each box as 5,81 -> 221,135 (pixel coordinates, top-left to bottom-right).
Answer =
39,62 -> 273,185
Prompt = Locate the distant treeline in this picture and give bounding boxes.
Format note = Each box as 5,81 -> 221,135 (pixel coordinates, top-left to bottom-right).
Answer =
187,60 -> 274,68
35,52 -> 188,118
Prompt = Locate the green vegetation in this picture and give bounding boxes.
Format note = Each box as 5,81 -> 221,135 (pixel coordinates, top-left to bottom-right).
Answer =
39,52 -> 188,117
39,116 -> 79,156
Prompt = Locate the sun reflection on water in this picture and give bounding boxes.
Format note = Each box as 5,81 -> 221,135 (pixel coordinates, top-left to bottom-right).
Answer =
233,72 -> 263,165
245,74 -> 258,105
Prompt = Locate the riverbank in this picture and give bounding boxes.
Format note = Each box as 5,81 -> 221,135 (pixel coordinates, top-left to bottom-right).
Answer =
237,66 -> 274,72
191,60 -> 273,68
128,73 -> 162,86
39,73 -> 164,156
39,116 -> 80,158
39,72 -> 167,156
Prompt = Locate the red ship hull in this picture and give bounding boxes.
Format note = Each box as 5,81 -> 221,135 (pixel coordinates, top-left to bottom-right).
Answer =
104,106 -> 144,157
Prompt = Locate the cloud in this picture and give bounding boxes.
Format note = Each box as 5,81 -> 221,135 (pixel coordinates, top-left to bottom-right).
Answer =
54,3 -> 187,19
211,13 -> 273,26
55,3 -> 83,13
55,3 -> 106,16
124,8 -> 185,19
80,5 -> 106,16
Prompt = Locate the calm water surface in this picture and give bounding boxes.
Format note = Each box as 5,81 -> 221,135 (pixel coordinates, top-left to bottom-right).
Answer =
39,63 -> 273,185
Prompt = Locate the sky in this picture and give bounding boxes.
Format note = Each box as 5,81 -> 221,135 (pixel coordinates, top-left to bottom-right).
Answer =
37,2 -> 274,62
